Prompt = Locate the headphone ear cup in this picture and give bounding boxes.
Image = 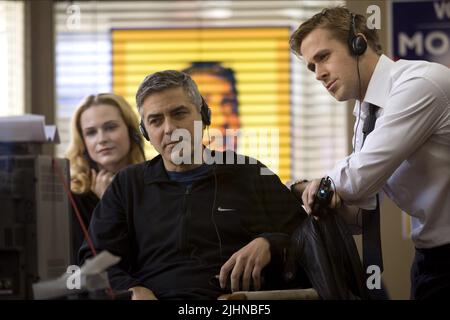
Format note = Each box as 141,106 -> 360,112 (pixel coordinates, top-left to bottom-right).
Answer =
139,121 -> 150,141
202,106 -> 211,126
352,35 -> 367,56
200,97 -> 212,126
348,13 -> 367,56
129,127 -> 141,144
129,127 -> 146,159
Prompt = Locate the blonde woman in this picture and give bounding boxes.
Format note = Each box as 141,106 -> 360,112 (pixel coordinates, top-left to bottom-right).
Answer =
66,93 -> 145,263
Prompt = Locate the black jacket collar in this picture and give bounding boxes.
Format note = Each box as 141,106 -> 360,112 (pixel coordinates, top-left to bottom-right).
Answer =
143,155 -> 170,184
143,149 -> 241,185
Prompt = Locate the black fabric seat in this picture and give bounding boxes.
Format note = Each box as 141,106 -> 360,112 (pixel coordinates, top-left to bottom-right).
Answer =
286,210 -> 370,300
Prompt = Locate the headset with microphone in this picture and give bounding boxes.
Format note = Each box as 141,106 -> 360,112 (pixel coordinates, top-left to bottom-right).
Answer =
139,96 -> 211,141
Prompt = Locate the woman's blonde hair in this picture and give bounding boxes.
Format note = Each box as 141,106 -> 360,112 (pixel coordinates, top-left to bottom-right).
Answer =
65,93 -> 145,194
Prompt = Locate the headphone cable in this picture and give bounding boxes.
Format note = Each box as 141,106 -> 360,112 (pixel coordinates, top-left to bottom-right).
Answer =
352,55 -> 363,154
207,127 -> 223,264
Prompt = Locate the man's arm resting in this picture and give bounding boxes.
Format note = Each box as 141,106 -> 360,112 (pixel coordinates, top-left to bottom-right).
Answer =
289,180 -> 309,203
219,237 -> 271,292
258,232 -> 290,267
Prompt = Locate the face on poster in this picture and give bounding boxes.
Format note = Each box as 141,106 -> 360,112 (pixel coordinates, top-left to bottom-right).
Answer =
112,27 -> 291,180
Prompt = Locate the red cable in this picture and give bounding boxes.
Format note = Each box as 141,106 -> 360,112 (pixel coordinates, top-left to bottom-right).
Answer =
52,159 -> 97,256
53,159 -> 118,299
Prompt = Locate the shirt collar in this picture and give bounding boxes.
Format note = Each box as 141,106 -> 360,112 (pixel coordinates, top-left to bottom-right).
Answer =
363,54 -> 395,109
143,149 -> 230,184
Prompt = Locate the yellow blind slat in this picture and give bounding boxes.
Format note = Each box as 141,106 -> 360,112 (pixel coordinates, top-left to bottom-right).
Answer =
113,27 -> 290,180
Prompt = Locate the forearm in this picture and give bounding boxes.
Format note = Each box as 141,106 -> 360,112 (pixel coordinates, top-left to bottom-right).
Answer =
257,233 -> 290,267
327,157 -> 380,209
289,180 -> 309,204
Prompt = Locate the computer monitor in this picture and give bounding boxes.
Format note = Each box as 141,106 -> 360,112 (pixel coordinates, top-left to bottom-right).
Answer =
0,154 -> 72,299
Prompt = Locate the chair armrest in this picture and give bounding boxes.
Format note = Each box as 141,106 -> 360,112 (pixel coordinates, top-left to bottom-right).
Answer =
218,288 -> 319,300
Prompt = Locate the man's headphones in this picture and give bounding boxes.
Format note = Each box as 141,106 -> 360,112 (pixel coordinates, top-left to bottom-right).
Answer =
200,96 -> 212,126
139,96 -> 211,141
129,127 -> 142,145
129,127 -> 146,159
348,13 -> 367,56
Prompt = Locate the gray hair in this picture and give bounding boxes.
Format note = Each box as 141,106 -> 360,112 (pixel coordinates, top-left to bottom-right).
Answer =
135,70 -> 202,112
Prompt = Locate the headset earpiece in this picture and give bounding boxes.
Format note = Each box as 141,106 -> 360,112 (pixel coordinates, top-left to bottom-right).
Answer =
352,35 -> 367,56
139,120 -> 150,141
200,96 -> 212,126
129,127 -> 141,144
348,13 -> 367,56
129,126 -> 146,159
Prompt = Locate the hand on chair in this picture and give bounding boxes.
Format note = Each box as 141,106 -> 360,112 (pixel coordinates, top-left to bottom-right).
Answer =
128,286 -> 157,300
218,237 -> 271,292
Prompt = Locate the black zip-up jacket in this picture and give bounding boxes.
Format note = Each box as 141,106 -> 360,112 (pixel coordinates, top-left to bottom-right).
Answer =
79,151 -> 307,299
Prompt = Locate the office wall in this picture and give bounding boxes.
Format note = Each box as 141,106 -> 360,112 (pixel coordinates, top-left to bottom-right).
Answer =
24,0 -> 55,156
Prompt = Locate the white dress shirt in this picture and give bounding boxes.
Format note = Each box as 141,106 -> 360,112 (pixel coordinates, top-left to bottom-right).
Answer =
327,55 -> 450,249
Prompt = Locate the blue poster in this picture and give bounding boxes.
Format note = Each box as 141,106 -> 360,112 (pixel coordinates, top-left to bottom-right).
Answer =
392,0 -> 450,66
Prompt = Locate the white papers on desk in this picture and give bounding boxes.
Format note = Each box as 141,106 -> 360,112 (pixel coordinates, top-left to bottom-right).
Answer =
32,251 -> 121,300
0,114 -> 60,143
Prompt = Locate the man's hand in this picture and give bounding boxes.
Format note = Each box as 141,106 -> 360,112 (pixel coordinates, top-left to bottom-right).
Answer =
219,237 -> 270,292
90,169 -> 115,198
128,286 -> 157,300
302,178 -> 341,216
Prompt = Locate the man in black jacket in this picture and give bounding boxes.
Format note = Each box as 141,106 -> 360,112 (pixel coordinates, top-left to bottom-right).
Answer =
79,70 -> 307,300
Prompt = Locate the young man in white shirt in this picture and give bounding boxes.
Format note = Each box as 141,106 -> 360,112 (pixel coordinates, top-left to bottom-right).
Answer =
289,6 -> 450,300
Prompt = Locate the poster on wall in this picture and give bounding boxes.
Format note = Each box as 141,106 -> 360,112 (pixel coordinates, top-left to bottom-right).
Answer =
391,0 -> 450,239
111,27 -> 291,180
391,0 -> 450,66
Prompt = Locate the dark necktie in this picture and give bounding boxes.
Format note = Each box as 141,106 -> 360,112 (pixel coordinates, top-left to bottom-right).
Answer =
362,104 -> 378,145
361,104 -> 385,298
